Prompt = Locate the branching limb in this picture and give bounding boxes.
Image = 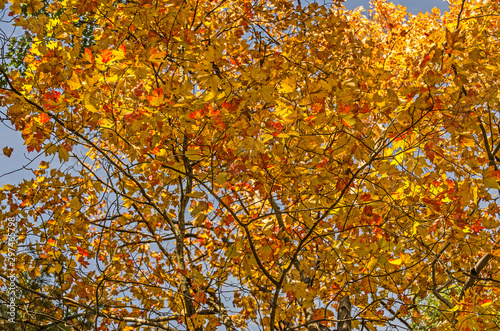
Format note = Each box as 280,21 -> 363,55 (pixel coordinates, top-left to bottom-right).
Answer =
431,242 -> 453,308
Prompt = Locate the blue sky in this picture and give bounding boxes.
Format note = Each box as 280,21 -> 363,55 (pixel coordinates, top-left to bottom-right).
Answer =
345,0 -> 449,12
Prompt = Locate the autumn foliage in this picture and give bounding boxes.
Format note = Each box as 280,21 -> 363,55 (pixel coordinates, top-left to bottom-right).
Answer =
1,0 -> 500,330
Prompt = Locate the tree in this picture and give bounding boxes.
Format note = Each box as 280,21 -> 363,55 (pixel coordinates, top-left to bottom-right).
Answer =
1,0 -> 500,330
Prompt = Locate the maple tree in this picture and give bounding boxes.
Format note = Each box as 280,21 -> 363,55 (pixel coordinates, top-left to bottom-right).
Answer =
1,0 -> 500,330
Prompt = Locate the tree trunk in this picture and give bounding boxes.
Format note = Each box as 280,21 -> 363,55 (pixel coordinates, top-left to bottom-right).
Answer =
337,296 -> 351,331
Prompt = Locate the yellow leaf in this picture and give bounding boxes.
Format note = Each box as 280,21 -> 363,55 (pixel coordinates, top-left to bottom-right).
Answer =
58,147 -> 70,162
480,299 -> 492,308
70,198 -> 82,210
367,257 -> 378,271
67,71 -> 81,90
45,143 -> 58,155
341,113 -> 356,127
193,214 -> 207,227
259,244 -> 273,257
216,172 -> 227,185
1,184 -> 14,191
483,169 -> 500,189
262,133 -> 274,143
84,96 -> 98,113
186,151 -> 201,161
226,244 -> 237,259
279,77 -> 296,93
187,191 -> 205,198
99,118 -> 114,128
261,85 -> 274,102
205,46 -> 216,62
484,177 -> 499,189
112,46 -> 126,61
391,151 -> 404,165
411,222 -> 419,236
388,258 -> 402,266
204,90 -> 216,101
67,259 -> 77,269
458,133 -> 475,147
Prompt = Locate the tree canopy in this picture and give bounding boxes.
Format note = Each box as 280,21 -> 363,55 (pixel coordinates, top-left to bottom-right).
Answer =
1,0 -> 500,330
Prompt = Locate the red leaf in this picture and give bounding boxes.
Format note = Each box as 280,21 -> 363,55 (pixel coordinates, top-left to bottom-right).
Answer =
101,49 -> 113,63
77,246 -> 90,257
84,48 -> 95,63
39,113 -> 51,124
